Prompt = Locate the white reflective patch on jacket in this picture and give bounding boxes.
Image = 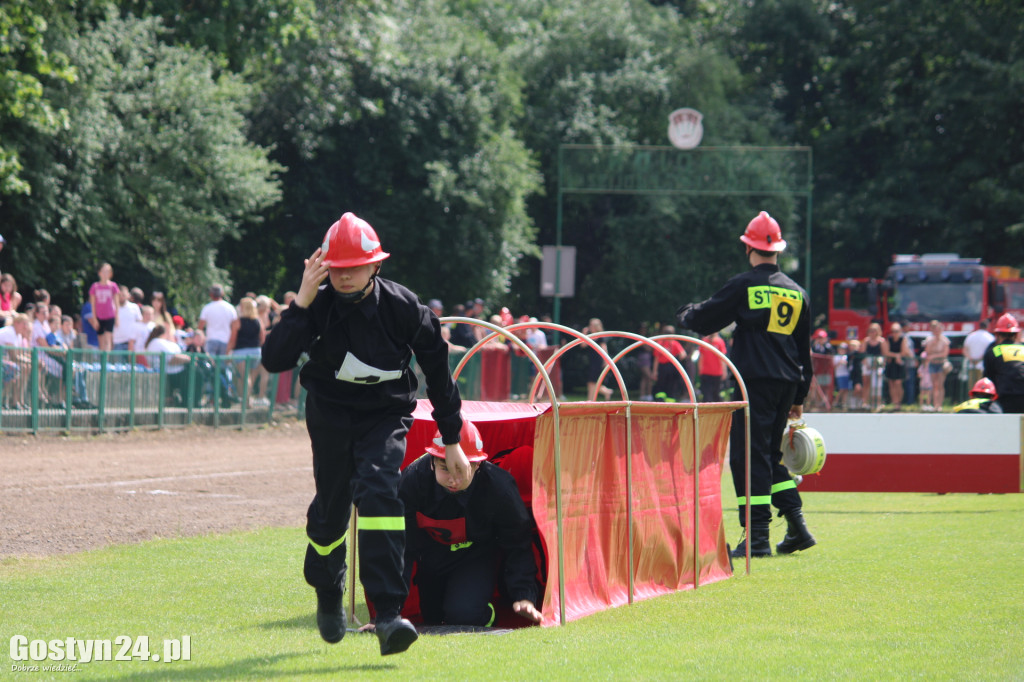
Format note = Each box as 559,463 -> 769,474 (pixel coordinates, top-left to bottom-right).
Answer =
334,353 -> 403,384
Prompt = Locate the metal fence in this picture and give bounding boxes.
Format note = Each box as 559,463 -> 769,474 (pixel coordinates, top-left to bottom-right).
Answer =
804,352 -> 974,412
0,346 -> 288,433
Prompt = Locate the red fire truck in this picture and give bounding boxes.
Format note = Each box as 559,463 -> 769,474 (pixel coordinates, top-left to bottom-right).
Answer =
828,254 -> 1024,353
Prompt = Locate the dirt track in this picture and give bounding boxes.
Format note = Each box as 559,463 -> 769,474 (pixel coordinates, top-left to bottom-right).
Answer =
0,421 -> 314,559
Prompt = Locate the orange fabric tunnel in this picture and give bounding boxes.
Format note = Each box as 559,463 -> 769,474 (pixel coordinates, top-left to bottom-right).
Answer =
404,399 -> 735,627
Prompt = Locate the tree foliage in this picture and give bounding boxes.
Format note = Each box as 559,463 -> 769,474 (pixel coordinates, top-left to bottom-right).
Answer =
1,0 -> 1021,334
0,0 -> 75,196
467,1 -> 789,329
230,1 -> 542,306
0,12 -> 281,315
727,0 -> 1024,308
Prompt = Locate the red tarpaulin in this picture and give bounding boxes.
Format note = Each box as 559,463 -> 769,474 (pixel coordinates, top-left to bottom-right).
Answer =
402,399 -> 734,627
531,402 -> 733,626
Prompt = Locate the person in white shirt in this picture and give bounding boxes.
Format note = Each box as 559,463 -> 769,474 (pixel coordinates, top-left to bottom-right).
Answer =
963,320 -> 995,388
0,313 -> 31,408
198,284 -> 237,357
113,285 -> 142,351
146,324 -> 194,406
134,306 -> 156,359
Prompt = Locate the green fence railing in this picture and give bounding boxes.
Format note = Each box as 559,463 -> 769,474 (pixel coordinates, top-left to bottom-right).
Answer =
0,346 -> 289,434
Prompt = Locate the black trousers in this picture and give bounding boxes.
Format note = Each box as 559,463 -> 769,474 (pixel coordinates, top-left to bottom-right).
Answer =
416,550 -> 498,626
729,379 -> 802,526
653,365 -> 686,402
700,374 -> 723,402
303,391 -> 412,619
996,395 -> 1024,414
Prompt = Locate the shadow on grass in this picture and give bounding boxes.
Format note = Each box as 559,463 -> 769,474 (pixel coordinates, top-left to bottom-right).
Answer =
79,653 -> 400,681
259,614 -> 314,630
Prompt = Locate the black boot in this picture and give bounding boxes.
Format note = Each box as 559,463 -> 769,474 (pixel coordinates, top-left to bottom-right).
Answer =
729,523 -> 772,558
375,616 -> 418,656
315,589 -> 346,644
776,508 -> 816,554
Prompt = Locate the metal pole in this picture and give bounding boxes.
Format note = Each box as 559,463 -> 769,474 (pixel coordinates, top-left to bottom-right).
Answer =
157,354 -> 166,429
553,145 -> 564,343
626,403 -> 634,604
692,406 -> 701,589
128,352 -> 137,430
804,148 -> 814,300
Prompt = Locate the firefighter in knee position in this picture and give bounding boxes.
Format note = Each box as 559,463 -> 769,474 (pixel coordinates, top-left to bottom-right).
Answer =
952,378 -> 1002,414
399,419 -> 542,627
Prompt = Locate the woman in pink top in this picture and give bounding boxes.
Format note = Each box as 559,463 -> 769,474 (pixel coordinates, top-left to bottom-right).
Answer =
88,263 -> 119,351
0,273 -> 23,325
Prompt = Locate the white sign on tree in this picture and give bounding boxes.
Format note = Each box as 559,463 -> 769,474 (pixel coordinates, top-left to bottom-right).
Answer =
667,108 -> 704,149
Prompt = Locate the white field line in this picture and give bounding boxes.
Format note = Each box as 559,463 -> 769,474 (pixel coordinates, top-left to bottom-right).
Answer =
2,466 -> 311,492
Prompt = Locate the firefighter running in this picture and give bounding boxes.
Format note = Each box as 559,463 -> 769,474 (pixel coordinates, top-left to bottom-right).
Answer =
676,211 -> 816,558
261,212 -> 470,656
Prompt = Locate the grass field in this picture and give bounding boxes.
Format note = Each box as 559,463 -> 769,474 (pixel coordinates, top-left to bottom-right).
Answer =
3,480 -> 1024,681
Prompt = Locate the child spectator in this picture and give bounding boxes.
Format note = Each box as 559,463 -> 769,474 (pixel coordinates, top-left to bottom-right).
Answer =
832,342 -> 851,409
88,263 -> 119,351
846,339 -> 863,409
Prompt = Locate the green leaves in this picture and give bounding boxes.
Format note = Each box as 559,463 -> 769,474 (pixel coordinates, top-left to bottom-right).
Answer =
0,0 -> 75,196
1,11 -> 281,315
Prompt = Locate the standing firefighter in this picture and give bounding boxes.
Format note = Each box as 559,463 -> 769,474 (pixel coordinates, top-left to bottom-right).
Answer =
983,313 -> 1024,414
676,211 -> 816,557
261,212 -> 471,656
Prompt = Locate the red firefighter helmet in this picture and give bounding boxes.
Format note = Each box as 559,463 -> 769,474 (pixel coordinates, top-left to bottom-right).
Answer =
970,378 -> 997,399
425,419 -> 488,462
321,212 -> 390,268
740,211 -> 787,252
993,313 -> 1021,334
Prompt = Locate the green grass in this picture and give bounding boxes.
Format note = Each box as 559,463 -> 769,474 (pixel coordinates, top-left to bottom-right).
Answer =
3,486 -> 1024,681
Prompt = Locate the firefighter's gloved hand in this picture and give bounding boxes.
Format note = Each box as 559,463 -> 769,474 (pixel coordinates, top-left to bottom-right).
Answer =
444,443 -> 472,489
675,304 -> 694,329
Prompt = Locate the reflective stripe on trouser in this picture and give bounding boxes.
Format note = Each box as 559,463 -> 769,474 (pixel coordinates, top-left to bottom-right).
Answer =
730,378 -> 803,526
303,391 -> 412,616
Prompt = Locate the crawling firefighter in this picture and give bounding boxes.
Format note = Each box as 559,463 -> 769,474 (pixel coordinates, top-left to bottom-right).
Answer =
399,419 -> 542,627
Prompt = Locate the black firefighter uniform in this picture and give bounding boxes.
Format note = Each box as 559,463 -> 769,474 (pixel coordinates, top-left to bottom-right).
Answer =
261,278 -> 462,618
400,455 -> 539,626
677,263 -> 813,526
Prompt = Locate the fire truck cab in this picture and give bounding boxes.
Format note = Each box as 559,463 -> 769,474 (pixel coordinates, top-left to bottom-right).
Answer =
828,254 -> 1024,353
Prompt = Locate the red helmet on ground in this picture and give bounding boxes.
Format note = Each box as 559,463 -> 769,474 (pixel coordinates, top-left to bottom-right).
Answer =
321,212 -> 390,268
740,211 -> 787,252
970,378 -> 997,399
425,419 -> 488,462
993,313 -> 1020,334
